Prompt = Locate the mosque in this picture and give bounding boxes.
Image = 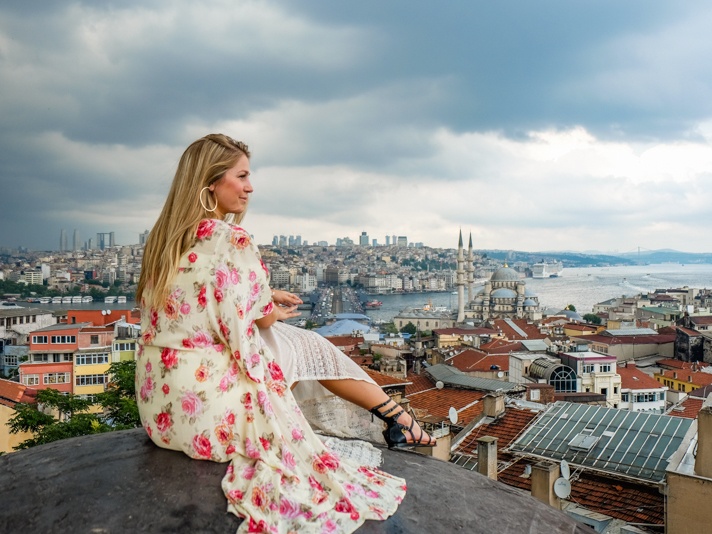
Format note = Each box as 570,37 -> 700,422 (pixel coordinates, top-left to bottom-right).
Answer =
456,231 -> 542,323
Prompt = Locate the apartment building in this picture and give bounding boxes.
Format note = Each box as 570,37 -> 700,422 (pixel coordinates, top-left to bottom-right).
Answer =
559,350 -> 622,408
20,323 -> 86,393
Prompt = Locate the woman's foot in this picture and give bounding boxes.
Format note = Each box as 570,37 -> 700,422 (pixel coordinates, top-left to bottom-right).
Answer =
370,399 -> 436,449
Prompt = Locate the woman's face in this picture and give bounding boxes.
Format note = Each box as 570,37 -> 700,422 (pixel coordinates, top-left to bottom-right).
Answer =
210,155 -> 252,217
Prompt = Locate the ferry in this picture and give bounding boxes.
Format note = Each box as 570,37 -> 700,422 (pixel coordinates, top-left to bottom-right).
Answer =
39,297 -> 51,304
71,296 -> 82,303
51,296 -> 62,304
61,296 -> 72,304
365,300 -> 383,309
104,296 -> 117,304
82,296 -> 93,303
117,296 -> 127,304
531,261 -> 564,279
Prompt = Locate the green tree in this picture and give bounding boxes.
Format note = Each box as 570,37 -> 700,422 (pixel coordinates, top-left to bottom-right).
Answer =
8,389 -> 109,450
583,313 -> 602,325
566,304 -> 577,312
96,360 -> 140,429
304,320 -> 318,330
8,361 -> 140,449
400,322 -> 417,335
380,322 -> 399,335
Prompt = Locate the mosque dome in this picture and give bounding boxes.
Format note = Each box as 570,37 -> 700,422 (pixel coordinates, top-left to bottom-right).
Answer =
490,266 -> 521,282
523,298 -> 538,307
524,288 -> 537,297
491,288 -> 517,298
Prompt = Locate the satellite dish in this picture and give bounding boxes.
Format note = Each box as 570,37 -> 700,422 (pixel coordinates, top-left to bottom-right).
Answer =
448,406 -> 458,425
553,477 -> 571,499
560,460 -> 570,480
106,310 -> 112,315
101,310 -> 107,316
436,381 -> 445,390
497,371 -> 504,378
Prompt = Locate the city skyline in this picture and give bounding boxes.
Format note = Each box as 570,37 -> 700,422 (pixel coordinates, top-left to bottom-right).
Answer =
2,2 -> 712,252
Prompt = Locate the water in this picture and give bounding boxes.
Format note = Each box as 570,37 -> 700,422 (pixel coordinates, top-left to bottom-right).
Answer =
362,263 -> 712,321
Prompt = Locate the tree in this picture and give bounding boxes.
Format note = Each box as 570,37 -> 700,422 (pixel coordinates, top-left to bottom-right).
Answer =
583,313 -> 602,325
380,322 -> 399,335
566,304 -> 577,312
96,360 -> 140,429
8,360 -> 140,449
400,322 -> 417,335
8,389 -> 110,450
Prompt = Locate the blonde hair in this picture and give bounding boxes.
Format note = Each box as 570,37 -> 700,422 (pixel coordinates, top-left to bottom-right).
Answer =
137,134 -> 251,311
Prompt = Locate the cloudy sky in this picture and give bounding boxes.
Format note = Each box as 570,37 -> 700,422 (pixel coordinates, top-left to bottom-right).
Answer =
2,1 -> 712,253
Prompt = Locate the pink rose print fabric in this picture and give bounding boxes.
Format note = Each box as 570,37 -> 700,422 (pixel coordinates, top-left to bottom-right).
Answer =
136,219 -> 406,533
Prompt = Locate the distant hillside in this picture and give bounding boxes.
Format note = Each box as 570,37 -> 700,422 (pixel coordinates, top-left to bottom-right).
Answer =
617,249 -> 712,265
479,250 -> 636,268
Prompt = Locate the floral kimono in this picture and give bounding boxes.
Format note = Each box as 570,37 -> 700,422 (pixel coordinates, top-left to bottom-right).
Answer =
136,219 -> 406,533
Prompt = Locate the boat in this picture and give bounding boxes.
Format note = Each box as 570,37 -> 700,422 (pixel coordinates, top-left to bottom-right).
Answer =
364,300 -> 382,309
62,296 -> 72,303
104,296 -> 117,304
51,296 -> 62,304
39,297 -> 51,304
82,296 -> 93,303
531,261 -> 564,279
117,296 -> 127,303
71,296 -> 82,303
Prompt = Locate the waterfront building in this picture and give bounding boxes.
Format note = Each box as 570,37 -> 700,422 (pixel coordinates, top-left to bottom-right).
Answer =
571,328 -> 676,362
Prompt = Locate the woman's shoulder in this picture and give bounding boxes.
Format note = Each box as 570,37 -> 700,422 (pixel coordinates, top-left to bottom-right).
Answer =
194,218 -> 255,250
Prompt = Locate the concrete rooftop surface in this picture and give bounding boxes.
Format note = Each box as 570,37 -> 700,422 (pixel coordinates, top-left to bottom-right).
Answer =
0,428 -> 594,533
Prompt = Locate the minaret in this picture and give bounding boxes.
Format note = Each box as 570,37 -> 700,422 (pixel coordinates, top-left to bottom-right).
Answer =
456,230 -> 465,323
467,232 -> 475,303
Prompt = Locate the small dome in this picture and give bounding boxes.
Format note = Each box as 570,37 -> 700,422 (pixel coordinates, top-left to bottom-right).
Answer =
491,288 -> 517,298
523,298 -> 538,307
557,309 -> 584,322
490,267 -> 521,282
472,297 -> 484,305
524,288 -> 537,297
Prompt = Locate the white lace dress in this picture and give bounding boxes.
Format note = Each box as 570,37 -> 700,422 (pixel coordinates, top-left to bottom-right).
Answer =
259,321 -> 385,443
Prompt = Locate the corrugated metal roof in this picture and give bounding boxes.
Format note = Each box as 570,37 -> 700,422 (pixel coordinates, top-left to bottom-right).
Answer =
425,364 -> 521,392
509,401 -> 692,483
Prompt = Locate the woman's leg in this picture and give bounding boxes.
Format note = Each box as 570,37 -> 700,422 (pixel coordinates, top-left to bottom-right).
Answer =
317,378 -> 435,445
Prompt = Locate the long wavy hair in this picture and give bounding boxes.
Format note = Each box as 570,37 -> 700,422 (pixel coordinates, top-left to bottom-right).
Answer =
137,134 -> 251,311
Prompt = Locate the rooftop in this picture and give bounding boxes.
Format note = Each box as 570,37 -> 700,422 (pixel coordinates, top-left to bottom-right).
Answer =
0,428 -> 594,534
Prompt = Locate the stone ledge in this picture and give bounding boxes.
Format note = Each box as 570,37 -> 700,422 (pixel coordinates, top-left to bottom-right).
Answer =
0,428 -> 593,533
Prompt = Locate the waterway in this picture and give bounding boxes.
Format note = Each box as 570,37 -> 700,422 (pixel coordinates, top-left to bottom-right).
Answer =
362,263 -> 712,321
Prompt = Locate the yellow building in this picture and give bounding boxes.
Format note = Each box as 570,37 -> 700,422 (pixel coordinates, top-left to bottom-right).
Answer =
73,346 -> 112,411
0,379 -> 36,453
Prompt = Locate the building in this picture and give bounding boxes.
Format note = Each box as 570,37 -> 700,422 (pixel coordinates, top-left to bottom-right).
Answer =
359,231 -> 369,246
617,361 -> 667,413
559,351 -> 622,408
571,328 -> 675,362
0,379 -> 37,452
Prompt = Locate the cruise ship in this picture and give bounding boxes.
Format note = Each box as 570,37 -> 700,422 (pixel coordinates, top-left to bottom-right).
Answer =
531,261 -> 564,279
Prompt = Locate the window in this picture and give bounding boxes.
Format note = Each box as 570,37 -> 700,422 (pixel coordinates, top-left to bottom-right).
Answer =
50,335 -> 76,344
90,335 -> 99,345
582,364 -> 594,373
613,387 -> 618,394
621,393 -> 629,402
78,394 -> 98,403
22,374 -> 39,386
113,342 -> 136,352
44,372 -> 70,385
75,374 -> 107,386
76,353 -> 109,365
32,354 -> 49,363
4,354 -> 18,366
32,335 -> 48,344
600,364 -> 611,373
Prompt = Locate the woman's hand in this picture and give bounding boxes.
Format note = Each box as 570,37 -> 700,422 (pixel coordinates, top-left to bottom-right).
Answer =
255,303 -> 301,329
271,289 -> 303,307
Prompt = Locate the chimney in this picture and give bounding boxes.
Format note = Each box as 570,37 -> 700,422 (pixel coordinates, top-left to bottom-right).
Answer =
530,461 -> 561,509
476,436 -> 498,481
483,393 -> 505,419
674,372 -> 678,380
688,375 -> 693,383
695,407 -> 712,478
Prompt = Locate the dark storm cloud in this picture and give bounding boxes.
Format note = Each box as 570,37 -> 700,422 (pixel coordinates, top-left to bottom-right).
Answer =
1,0 -> 712,251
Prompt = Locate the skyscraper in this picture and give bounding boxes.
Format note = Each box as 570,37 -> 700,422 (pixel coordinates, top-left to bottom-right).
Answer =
59,229 -> 67,252
72,229 -> 79,251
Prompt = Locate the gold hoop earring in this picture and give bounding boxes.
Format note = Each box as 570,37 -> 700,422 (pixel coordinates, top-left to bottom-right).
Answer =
199,187 -> 218,212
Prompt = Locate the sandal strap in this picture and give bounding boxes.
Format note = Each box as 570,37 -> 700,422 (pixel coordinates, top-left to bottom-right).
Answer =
370,399 -> 404,423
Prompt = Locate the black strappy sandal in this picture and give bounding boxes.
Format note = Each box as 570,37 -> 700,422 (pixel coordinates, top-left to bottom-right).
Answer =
369,399 -> 436,449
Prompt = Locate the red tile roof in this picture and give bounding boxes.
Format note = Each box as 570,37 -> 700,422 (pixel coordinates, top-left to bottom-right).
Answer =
657,358 -> 708,370
324,335 -> 364,346
363,369 -> 411,388
657,369 -> 712,387
433,327 -> 498,336
0,379 -> 36,408
404,372 -> 484,425
667,397 -> 705,419
449,350 -> 509,373
489,319 -> 547,340
479,339 -> 524,354
689,316 -> 712,326
617,365 -> 665,390
454,406 -> 539,456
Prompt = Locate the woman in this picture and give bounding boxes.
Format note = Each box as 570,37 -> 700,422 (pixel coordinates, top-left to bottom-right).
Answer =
136,134 -> 433,532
